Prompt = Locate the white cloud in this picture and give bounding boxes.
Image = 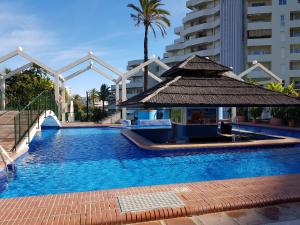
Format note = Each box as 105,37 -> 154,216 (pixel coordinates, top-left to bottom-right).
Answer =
0,3 -> 58,54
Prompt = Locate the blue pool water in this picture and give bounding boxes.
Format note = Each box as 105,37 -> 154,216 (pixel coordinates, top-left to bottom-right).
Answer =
1,126 -> 300,198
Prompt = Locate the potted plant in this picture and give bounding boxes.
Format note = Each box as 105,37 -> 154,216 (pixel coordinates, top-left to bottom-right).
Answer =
249,107 -> 263,124
270,107 -> 286,126
287,107 -> 300,127
237,107 -> 248,122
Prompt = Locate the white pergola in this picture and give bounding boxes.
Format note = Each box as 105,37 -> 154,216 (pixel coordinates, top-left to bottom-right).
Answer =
0,47 -> 65,110
0,47 -> 170,120
237,61 -> 282,84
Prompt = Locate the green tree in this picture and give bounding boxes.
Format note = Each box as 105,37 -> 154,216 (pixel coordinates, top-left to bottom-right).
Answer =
98,84 -> 110,113
89,88 -> 98,108
128,0 -> 170,91
267,82 -> 299,97
267,82 -> 299,120
73,94 -> 84,121
5,65 -> 53,108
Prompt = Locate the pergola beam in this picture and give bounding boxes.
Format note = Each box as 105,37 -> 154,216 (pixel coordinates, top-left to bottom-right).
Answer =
57,54 -> 92,74
64,66 -> 91,81
57,52 -> 123,80
141,68 -> 162,82
91,65 -> 114,81
238,62 -> 282,83
0,50 -> 19,64
91,55 -> 123,78
3,62 -> 33,79
18,50 -> 56,76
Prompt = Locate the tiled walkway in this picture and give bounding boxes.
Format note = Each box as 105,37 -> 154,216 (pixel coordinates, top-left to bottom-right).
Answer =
131,202 -> 300,225
1,174 -> 300,224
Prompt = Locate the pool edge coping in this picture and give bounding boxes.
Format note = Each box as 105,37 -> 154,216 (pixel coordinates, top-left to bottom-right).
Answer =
1,174 -> 300,224
121,129 -> 300,151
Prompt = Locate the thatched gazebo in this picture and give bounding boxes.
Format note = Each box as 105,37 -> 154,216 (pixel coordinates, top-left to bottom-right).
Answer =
120,55 -> 300,141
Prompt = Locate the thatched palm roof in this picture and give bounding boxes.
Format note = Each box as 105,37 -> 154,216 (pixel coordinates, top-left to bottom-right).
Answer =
161,55 -> 231,77
120,55 -> 300,108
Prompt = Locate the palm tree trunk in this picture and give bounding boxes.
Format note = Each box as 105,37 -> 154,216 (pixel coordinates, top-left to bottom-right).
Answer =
144,25 -> 149,91
102,101 -> 105,113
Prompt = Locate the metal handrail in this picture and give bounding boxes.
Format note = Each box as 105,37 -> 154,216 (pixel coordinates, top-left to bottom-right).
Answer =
13,89 -> 60,151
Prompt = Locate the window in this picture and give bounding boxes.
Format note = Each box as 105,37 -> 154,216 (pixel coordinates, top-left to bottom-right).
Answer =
290,61 -> 300,70
290,11 -> 300,20
280,15 -> 285,26
252,2 -> 266,6
248,29 -> 272,39
290,44 -> 300,53
279,0 -> 287,5
290,28 -> 300,37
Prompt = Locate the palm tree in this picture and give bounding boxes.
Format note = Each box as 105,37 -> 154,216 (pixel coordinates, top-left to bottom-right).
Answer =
89,88 -> 98,108
98,84 -> 110,113
127,0 -> 171,91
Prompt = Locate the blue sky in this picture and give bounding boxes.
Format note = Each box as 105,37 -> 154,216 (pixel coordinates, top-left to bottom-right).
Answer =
0,0 -> 187,95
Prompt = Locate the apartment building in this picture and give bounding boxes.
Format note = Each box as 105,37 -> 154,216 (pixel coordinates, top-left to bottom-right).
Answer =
164,0 -> 300,88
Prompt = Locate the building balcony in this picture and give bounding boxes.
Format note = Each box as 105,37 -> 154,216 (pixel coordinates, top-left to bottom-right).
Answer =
289,20 -> 300,28
126,82 -> 143,89
247,6 -> 272,14
247,38 -> 272,46
247,21 -> 272,30
186,0 -> 211,9
174,26 -> 183,35
182,19 -> 220,36
163,47 -> 220,64
165,43 -> 183,52
184,33 -> 220,48
183,5 -> 220,23
247,54 -> 272,62
290,36 -> 300,44
166,33 -> 220,52
174,37 -> 185,44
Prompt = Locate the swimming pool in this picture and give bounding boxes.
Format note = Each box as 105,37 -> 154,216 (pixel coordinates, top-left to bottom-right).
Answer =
1,126 -> 300,198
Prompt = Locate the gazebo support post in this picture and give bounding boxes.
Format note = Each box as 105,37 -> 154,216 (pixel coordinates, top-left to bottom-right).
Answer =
218,107 -> 224,120
121,76 -> 127,119
61,80 -> 66,123
115,82 -> 120,110
0,76 -> 5,110
54,74 -> 60,103
231,107 -> 237,123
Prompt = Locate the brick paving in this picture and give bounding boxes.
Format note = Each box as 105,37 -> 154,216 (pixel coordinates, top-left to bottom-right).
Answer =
1,174 -> 300,225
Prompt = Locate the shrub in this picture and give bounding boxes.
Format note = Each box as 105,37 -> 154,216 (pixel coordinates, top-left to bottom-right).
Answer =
249,107 -> 263,120
271,107 -> 286,119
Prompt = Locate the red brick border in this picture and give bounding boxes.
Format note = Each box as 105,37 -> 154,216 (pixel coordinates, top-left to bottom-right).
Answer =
1,174 -> 300,224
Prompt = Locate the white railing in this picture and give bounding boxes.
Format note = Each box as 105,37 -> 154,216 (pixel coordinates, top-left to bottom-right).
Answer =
0,145 -> 14,171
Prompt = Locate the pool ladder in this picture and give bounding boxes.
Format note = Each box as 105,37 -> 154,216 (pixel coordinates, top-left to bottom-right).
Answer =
0,145 -> 15,172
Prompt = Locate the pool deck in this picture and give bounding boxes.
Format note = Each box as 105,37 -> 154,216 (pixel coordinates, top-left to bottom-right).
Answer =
122,129 -> 300,151
1,174 -> 300,224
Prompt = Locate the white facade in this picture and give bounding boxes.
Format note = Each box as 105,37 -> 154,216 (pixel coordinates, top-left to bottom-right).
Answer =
111,59 -> 162,100
164,0 -> 300,87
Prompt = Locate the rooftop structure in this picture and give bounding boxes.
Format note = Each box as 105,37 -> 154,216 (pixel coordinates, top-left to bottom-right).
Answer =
121,55 -> 300,108
164,0 -> 300,87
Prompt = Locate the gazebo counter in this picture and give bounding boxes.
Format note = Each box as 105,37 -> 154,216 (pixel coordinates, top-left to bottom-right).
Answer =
172,122 -> 219,143
131,126 -> 173,143
122,129 -> 300,151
